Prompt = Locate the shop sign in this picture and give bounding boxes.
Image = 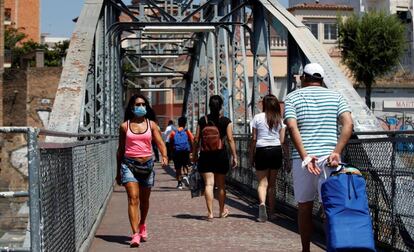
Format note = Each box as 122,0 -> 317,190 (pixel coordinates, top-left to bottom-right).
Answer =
383,100 -> 414,109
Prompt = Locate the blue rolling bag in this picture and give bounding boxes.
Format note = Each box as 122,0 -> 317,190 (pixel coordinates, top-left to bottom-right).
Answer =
321,164 -> 376,252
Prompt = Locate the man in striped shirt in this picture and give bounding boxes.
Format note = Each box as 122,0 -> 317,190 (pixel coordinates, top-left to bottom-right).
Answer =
284,63 -> 353,252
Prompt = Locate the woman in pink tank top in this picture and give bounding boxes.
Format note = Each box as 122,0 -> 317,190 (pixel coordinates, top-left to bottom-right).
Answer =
116,94 -> 167,247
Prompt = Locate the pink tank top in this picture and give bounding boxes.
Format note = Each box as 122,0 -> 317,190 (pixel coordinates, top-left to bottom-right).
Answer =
125,119 -> 153,158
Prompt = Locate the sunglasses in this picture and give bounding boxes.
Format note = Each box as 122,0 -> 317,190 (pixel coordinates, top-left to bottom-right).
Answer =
134,103 -> 146,107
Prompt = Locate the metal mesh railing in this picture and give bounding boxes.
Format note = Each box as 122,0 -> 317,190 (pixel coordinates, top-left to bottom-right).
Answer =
0,127 -> 117,252
343,132 -> 414,251
39,134 -> 117,252
228,132 -> 414,252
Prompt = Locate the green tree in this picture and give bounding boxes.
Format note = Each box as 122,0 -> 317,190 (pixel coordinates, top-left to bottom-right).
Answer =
4,27 -> 27,50
5,27 -> 27,66
11,39 -> 45,67
44,40 -> 70,66
5,26 -> 70,67
338,11 -> 406,109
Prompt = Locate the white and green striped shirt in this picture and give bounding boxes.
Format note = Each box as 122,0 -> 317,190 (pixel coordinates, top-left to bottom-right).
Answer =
284,86 -> 351,159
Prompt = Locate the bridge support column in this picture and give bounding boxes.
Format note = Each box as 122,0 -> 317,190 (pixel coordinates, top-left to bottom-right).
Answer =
231,2 -> 251,134
287,33 -> 306,93
199,34 -> 209,116
207,32 -> 218,98
252,4 -> 274,115
216,28 -> 231,118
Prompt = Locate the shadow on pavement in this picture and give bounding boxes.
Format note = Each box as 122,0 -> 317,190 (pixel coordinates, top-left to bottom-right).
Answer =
161,165 -> 176,177
226,213 -> 257,221
95,235 -> 130,245
227,182 -> 326,250
225,196 -> 256,216
151,186 -> 184,192
172,213 -> 209,221
160,163 -> 326,250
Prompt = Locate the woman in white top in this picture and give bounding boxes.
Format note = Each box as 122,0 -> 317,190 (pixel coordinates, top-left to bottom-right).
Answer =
249,94 -> 286,222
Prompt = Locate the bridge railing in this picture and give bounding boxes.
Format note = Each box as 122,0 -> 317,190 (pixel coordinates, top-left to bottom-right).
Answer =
0,127 -> 117,252
229,132 -> 414,252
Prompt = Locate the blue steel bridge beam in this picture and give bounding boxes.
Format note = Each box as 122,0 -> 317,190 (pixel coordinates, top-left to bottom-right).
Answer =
182,34 -> 203,132
230,0 -> 250,134
182,36 -> 202,132
252,4 -> 274,116
206,32 -> 218,98
199,34 -> 209,116
216,0 -> 232,118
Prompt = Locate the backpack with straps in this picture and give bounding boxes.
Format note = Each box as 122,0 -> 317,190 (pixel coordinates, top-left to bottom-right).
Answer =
201,116 -> 223,152
173,129 -> 190,151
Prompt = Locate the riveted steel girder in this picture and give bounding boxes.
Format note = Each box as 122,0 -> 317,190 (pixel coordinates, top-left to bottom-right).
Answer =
47,0 -> 111,142
252,4 -> 274,115
48,0 -> 380,144
216,27 -> 231,117
230,1 -> 250,134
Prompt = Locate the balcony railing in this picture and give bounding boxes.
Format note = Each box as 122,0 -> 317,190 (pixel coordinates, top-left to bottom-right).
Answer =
245,35 -> 287,51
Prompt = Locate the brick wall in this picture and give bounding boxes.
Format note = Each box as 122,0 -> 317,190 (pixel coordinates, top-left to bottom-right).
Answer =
0,65 -> 60,238
3,67 -> 61,127
4,0 -> 40,43
3,69 -> 27,126
1,0 -> 4,126
26,67 -> 61,127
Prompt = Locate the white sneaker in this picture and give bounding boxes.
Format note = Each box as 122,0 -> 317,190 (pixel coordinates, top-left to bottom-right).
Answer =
176,182 -> 183,190
182,176 -> 190,187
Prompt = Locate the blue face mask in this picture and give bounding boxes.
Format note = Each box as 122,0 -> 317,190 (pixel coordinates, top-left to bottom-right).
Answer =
133,106 -> 147,117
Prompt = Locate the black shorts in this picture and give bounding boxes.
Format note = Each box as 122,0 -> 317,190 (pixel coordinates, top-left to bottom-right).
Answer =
166,142 -> 173,160
173,151 -> 190,170
254,146 -> 282,170
198,149 -> 230,174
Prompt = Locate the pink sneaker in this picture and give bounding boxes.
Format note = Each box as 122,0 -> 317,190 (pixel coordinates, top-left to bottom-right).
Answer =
130,233 -> 140,247
139,224 -> 148,242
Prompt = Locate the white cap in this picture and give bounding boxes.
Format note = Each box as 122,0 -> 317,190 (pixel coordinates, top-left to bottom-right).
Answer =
303,63 -> 324,79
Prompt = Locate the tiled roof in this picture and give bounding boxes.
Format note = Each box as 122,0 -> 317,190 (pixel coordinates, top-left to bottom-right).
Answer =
288,3 -> 353,11
375,77 -> 414,88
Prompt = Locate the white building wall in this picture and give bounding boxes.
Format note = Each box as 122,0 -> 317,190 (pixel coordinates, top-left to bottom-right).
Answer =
365,0 -> 389,12
356,88 -> 414,130
290,0 -> 414,73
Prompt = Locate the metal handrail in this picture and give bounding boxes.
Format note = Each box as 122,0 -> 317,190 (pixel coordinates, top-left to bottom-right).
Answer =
0,127 -> 118,252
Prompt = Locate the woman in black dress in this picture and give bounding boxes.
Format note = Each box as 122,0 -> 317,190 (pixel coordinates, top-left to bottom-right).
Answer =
192,95 -> 238,220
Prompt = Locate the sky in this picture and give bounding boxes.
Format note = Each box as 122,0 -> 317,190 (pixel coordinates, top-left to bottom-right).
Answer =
41,0 -> 84,38
41,0 -> 289,38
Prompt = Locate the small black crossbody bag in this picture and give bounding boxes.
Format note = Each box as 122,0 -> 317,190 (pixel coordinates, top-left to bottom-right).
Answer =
122,157 -> 154,179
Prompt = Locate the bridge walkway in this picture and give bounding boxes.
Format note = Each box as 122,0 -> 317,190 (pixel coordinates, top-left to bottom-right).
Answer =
89,163 -> 325,251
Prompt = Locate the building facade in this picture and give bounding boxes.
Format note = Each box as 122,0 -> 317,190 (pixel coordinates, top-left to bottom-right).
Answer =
287,3 -> 354,75
289,0 -> 414,130
0,0 -> 4,126
355,80 -> 414,130
289,0 -> 413,73
4,0 -> 40,43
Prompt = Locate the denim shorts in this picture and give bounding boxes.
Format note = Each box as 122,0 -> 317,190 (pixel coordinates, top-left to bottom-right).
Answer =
121,158 -> 155,188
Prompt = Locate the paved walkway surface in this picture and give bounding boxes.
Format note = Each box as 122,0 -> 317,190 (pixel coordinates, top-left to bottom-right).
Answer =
89,164 -> 325,251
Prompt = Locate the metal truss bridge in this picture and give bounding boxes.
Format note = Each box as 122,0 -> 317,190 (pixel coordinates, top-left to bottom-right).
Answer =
47,0 -> 380,137
3,1 -> 413,252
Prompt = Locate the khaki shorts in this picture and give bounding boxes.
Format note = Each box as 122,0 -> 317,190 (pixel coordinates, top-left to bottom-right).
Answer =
292,155 -> 339,203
